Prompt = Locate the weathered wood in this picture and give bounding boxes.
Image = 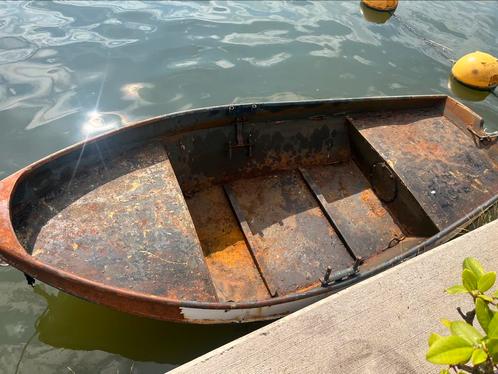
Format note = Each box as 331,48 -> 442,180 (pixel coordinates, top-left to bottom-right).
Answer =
173,220 -> 498,374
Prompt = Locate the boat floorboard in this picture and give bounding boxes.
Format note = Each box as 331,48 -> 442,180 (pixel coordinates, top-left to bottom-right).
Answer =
304,161 -> 406,259
185,185 -> 271,302
227,169 -> 355,296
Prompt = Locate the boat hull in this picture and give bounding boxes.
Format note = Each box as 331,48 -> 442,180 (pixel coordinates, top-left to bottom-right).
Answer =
1,95 -> 497,323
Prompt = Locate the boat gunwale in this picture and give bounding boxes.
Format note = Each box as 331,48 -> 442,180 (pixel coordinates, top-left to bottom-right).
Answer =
0,94 -> 494,313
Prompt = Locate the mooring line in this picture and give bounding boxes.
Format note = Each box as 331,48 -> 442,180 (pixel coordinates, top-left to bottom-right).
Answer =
391,13 -> 455,64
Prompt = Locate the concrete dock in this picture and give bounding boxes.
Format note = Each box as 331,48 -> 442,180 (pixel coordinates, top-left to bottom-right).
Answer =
172,220 -> 498,374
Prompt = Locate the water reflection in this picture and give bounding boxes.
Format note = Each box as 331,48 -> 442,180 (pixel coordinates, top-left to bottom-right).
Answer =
121,82 -> 153,101
360,3 -> 394,24
448,76 -> 491,102
34,286 -> 266,365
82,111 -> 119,135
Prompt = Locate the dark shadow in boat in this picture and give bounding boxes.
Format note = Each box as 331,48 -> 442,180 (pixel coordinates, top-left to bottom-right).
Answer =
34,285 -> 266,365
230,168 -> 369,238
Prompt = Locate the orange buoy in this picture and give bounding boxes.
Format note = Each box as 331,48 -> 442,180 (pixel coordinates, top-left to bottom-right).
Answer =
360,2 -> 393,24
452,51 -> 498,90
362,0 -> 398,12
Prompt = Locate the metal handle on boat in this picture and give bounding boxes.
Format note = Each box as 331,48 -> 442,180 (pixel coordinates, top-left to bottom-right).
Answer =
467,127 -> 498,144
320,261 -> 361,287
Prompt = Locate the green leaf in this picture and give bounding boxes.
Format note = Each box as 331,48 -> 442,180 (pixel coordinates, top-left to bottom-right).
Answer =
450,321 -> 483,344
478,294 -> 494,302
494,289 -> 498,298
471,348 -> 488,365
478,272 -> 496,293
441,319 -> 452,329
463,257 -> 484,279
488,313 -> 498,338
439,369 -> 450,374
476,298 -> 494,333
488,339 -> 498,361
429,333 -> 442,346
426,336 -> 473,364
446,285 -> 469,295
462,269 -> 478,291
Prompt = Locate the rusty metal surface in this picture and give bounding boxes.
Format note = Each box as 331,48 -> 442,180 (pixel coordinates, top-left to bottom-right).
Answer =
223,185 -> 279,297
185,185 -> 270,302
298,167 -> 360,262
0,95 -> 497,324
350,107 -> 498,230
14,142 -> 218,302
370,162 -> 397,203
228,170 -> 354,296
347,118 -> 440,238
164,118 -> 350,194
302,161 -> 406,260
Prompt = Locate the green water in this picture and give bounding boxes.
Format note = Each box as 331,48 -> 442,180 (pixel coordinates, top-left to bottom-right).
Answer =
0,1 -> 497,373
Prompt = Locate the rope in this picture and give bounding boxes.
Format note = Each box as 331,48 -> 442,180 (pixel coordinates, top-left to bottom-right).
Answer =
391,12 -> 498,108
391,13 -> 455,64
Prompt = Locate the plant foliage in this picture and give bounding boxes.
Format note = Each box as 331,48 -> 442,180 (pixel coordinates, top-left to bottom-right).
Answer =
427,257 -> 498,373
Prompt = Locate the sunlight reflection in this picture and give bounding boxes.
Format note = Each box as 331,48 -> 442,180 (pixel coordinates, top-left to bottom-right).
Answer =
120,82 -> 153,101
82,111 -> 118,135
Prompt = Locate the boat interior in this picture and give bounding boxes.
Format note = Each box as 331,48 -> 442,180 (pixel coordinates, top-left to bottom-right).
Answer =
10,96 -> 498,304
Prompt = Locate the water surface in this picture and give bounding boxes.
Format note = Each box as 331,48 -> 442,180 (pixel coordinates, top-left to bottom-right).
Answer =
1,1 -> 498,373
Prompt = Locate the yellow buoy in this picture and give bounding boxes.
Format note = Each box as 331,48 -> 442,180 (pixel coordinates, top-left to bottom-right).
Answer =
362,0 -> 398,12
452,51 -> 498,90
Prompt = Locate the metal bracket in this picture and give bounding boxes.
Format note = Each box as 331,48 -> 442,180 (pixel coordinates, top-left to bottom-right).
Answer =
320,260 -> 361,287
468,127 -> 498,145
227,105 -> 256,159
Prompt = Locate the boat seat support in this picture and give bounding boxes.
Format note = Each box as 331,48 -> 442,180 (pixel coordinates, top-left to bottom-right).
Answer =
227,105 -> 256,160
299,168 -> 363,263
223,184 -> 278,297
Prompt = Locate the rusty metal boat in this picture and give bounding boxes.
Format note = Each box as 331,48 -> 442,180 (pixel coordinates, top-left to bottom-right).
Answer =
1,95 -> 497,323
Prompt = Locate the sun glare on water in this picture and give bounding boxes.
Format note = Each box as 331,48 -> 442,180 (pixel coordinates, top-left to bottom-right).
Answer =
82,111 -> 118,135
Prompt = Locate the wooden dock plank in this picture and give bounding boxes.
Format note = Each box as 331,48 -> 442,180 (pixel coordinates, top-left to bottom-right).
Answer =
173,219 -> 498,374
